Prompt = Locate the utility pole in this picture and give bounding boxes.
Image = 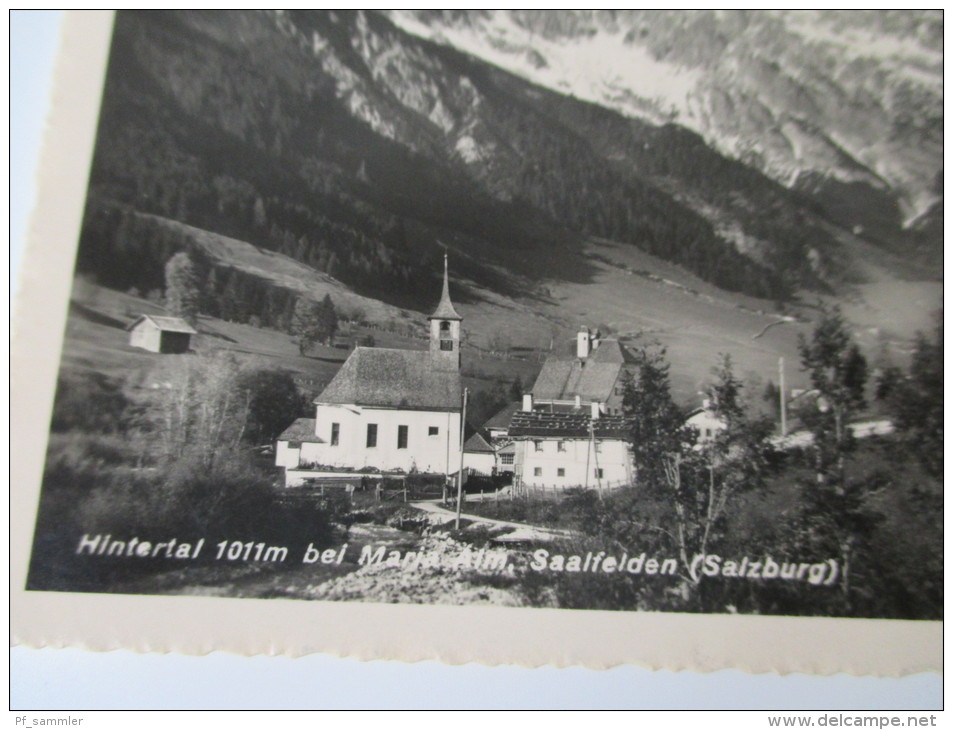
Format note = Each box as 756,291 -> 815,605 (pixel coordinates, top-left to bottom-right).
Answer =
455,387 -> 468,529
779,357 -> 787,437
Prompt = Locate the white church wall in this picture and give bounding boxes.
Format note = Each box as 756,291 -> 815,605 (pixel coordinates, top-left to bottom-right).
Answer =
303,403 -> 462,474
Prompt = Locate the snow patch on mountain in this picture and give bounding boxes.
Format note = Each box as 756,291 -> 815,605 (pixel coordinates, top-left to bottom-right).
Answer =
389,10 -> 700,124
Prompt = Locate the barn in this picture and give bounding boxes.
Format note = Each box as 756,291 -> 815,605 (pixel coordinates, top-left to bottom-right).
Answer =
127,315 -> 197,354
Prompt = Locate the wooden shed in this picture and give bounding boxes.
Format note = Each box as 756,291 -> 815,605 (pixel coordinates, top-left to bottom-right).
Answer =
127,315 -> 197,354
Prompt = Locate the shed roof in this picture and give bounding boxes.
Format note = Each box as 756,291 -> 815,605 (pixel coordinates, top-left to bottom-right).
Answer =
508,410 -> 632,439
463,431 -> 495,453
126,314 -> 197,334
315,347 -> 462,411
277,418 -> 325,443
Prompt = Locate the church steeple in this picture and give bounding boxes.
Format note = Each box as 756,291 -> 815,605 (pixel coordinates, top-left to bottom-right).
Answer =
428,253 -> 462,370
429,253 -> 462,321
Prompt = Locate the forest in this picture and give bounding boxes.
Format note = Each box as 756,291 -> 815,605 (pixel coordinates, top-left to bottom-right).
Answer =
71,9 -> 857,316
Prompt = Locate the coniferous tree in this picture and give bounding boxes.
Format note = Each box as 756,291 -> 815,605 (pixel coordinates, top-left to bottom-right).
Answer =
621,344 -> 688,490
164,252 -> 201,324
797,305 -> 868,487
291,297 -> 323,356
318,293 -> 339,346
883,315 -> 943,476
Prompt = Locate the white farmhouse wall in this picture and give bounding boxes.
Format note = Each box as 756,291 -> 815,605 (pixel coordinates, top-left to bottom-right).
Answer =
304,404 -> 461,473
518,438 -> 631,488
686,411 -> 726,442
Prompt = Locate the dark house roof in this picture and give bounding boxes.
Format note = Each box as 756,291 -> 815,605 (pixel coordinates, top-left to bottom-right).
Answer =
463,431 -> 495,453
508,410 -> 632,439
126,314 -> 197,334
532,359 -> 622,403
277,418 -> 325,443
483,401 -> 521,430
315,347 -> 462,411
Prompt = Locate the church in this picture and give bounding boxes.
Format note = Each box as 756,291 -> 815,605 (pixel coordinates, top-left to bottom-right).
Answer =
276,256 -> 463,485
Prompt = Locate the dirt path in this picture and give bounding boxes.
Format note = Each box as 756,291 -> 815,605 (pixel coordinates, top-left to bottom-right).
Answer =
409,499 -> 575,543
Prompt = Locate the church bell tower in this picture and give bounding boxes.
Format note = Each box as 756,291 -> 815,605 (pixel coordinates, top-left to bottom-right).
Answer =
428,253 -> 462,371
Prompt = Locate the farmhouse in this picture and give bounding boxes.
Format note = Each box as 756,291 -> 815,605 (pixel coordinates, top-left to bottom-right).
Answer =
508,394 -> 634,491
126,314 -> 196,354
531,327 -> 638,416
275,256 -> 463,485
685,400 -> 727,445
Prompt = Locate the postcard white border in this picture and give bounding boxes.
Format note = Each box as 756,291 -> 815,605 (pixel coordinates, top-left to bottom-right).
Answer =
11,10 -> 941,675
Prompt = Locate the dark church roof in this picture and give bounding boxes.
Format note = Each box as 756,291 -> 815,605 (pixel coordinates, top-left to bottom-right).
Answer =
315,348 -> 462,411
508,410 -> 632,439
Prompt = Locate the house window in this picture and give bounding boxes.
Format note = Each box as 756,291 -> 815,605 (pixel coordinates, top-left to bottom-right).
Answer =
533,467 -> 542,477
500,453 -> 514,465
594,468 -> 604,479
428,426 -> 439,436
366,423 -> 378,448
331,423 -> 340,446
440,340 -> 454,351
397,425 -> 408,449
533,440 -> 543,452
557,468 -> 565,477
557,440 -> 567,452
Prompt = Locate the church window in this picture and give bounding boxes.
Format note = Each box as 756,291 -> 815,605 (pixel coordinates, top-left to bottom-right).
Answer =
557,468 -> 565,477
397,425 -> 408,449
366,423 -> 378,448
533,467 -> 542,477
428,426 -> 439,436
331,423 -> 339,446
440,340 -> 454,351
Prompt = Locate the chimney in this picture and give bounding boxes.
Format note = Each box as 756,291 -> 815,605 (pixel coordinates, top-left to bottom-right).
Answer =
576,327 -> 591,359
522,393 -> 533,412
574,394 -> 582,409
590,401 -> 600,420
591,329 -> 601,351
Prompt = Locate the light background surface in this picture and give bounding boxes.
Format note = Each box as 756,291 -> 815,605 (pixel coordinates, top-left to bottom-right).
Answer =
9,10 -> 942,710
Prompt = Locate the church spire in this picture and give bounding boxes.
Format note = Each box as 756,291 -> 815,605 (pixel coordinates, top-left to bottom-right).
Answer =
428,252 -> 462,371
429,252 -> 462,321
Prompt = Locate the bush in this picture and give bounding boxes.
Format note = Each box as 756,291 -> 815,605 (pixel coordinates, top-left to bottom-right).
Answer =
50,373 -> 131,433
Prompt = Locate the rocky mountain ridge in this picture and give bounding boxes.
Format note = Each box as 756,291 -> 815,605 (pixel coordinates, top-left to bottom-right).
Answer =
387,10 -> 942,229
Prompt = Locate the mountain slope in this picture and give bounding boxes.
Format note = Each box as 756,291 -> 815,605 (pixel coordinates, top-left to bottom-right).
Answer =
78,8 -> 905,318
